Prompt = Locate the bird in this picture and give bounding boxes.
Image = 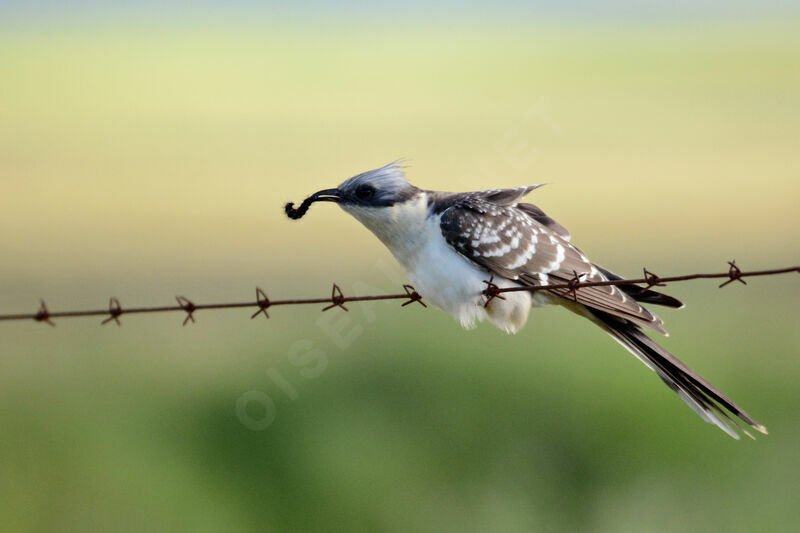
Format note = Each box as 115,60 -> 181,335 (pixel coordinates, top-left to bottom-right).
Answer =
285,160 -> 766,439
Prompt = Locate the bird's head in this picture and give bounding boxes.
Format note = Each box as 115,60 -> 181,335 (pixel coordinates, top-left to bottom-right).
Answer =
287,161 -> 422,228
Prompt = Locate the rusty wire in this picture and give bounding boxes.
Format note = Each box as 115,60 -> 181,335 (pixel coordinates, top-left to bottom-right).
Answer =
0,261 -> 796,327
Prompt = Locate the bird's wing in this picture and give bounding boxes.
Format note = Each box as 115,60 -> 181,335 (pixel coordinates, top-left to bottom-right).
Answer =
437,191 -> 763,438
431,186 -> 570,238
438,193 -> 666,333
516,203 -> 571,241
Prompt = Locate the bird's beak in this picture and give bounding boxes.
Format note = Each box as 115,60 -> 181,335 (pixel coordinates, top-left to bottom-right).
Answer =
308,188 -> 343,203
285,188 -> 344,219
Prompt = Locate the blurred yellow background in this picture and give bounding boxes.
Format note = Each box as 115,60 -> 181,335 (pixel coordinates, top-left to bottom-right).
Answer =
1,6 -> 799,532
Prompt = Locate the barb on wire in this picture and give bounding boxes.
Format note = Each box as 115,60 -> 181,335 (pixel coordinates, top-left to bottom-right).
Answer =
0,262 -> 797,327
34,300 -> 55,327
482,275 -> 506,308
401,285 -> 426,308
719,260 -> 746,288
566,270 -> 588,302
322,284 -> 348,312
251,287 -> 271,320
640,267 -> 666,293
101,298 -> 123,326
176,296 -> 196,326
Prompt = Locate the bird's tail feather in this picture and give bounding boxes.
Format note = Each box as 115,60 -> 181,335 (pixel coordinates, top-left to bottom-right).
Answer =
587,309 -> 766,439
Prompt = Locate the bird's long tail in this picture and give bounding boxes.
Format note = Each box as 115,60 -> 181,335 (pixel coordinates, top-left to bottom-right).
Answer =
587,309 -> 767,439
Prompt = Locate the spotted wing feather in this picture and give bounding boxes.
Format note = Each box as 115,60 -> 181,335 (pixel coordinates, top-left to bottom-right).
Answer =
438,193 -> 666,333
517,203 -> 570,241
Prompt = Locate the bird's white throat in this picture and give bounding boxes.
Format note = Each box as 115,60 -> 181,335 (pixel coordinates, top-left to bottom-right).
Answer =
339,193 -> 431,260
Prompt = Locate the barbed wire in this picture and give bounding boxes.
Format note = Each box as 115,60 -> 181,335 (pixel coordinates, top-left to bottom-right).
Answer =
0,261 -> 797,327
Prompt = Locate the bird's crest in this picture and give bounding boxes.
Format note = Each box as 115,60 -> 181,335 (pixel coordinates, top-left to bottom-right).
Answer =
341,159 -> 411,191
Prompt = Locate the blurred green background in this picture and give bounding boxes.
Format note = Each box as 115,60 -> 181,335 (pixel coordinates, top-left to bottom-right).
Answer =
1,3 -> 799,531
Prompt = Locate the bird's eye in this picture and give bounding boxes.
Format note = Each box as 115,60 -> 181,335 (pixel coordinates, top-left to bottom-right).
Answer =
355,184 -> 376,201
